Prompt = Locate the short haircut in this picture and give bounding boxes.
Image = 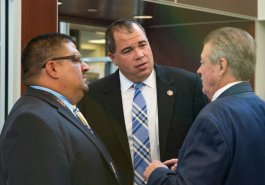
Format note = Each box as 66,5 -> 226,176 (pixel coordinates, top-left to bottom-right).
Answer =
21,33 -> 75,85
105,18 -> 146,53
203,27 -> 256,80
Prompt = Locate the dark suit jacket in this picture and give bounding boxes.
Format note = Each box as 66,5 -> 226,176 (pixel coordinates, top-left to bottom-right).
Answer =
148,82 -> 265,185
0,87 -> 120,185
79,64 -> 208,185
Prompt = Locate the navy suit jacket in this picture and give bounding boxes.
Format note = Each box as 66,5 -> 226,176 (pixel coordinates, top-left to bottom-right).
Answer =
0,88 -> 120,185
79,64 -> 208,185
148,82 -> 265,185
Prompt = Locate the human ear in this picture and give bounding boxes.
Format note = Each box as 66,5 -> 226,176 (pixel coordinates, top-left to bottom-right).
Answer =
218,58 -> 228,72
44,61 -> 60,79
108,52 -> 117,66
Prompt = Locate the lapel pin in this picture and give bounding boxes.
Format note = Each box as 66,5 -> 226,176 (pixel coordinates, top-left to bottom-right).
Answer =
167,90 -> 174,96
56,99 -> 65,107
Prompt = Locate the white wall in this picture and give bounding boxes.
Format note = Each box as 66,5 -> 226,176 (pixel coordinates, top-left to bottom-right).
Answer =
0,0 -> 21,131
255,0 -> 265,100
7,0 -> 22,114
0,0 -> 6,129
255,21 -> 265,100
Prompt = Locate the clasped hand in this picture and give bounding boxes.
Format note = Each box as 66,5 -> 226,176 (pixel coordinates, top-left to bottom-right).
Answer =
144,158 -> 178,181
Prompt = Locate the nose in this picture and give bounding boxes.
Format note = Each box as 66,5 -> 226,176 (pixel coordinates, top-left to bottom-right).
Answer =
81,62 -> 90,73
197,68 -> 200,75
197,65 -> 202,75
134,48 -> 144,60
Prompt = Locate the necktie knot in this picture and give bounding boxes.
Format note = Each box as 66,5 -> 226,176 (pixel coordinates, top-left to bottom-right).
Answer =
72,105 -> 91,130
134,82 -> 144,90
72,105 -> 78,112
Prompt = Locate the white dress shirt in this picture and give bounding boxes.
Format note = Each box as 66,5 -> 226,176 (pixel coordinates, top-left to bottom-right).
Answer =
119,69 -> 160,164
211,81 -> 243,101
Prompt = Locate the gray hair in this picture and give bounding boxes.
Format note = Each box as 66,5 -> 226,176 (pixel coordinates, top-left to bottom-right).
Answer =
203,27 -> 256,80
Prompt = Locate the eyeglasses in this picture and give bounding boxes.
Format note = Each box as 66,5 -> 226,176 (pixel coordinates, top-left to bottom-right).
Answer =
42,54 -> 83,68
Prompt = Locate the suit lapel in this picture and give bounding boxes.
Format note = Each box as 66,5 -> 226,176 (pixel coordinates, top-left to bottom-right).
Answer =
57,105 -> 120,181
27,87 -> 94,136
102,71 -> 132,164
155,65 -> 177,157
25,87 -> 120,182
102,67 -> 179,161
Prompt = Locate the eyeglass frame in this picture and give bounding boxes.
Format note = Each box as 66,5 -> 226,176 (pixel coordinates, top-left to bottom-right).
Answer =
42,54 -> 83,68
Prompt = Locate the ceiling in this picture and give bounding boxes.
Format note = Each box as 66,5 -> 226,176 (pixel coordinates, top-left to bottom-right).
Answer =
58,0 -> 252,50
58,0 -> 141,26
58,0 -> 248,28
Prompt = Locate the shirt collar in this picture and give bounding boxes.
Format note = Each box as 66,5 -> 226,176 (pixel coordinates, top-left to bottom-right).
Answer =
119,69 -> 156,93
211,81 -> 242,101
30,85 -> 75,114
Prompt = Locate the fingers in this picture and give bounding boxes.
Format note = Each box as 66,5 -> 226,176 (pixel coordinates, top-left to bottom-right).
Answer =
144,160 -> 167,181
163,158 -> 178,166
170,163 -> 177,171
163,158 -> 178,171
144,159 -> 178,182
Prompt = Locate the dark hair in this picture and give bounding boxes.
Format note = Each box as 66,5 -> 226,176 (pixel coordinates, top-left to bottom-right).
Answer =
22,33 -> 75,85
105,18 -> 146,53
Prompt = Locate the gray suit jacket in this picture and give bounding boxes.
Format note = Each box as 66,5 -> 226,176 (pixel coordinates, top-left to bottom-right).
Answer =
79,64 -> 208,185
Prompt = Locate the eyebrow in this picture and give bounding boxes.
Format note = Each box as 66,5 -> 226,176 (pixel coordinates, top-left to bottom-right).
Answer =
120,40 -> 148,53
121,46 -> 132,54
139,40 -> 147,44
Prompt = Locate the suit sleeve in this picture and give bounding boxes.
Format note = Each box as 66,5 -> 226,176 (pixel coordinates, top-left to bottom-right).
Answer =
147,117 -> 231,185
1,113 -> 71,185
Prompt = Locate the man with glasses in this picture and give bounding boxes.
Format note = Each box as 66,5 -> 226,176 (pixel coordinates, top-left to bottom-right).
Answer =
0,33 -> 121,185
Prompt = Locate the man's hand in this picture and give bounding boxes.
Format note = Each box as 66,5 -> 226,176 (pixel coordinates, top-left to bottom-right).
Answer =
144,160 -> 167,182
163,158 -> 178,171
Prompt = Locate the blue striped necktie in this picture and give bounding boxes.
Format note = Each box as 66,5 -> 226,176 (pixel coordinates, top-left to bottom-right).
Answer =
132,83 -> 151,185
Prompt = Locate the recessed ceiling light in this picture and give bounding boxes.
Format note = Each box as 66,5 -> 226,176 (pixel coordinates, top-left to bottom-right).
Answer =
96,31 -> 105,35
133,15 -> 153,19
88,39 -> 105,44
87,9 -> 98,12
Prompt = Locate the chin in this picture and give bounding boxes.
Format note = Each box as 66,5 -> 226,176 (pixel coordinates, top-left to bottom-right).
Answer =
83,85 -> 89,93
